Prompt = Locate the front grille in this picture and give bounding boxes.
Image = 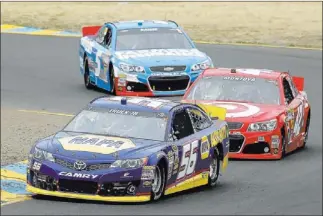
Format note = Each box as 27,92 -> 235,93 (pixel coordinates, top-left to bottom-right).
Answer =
59,179 -> 98,194
242,142 -> 271,154
229,134 -> 244,152
148,75 -> 190,91
150,65 -> 186,72
55,158 -> 111,171
227,122 -> 243,130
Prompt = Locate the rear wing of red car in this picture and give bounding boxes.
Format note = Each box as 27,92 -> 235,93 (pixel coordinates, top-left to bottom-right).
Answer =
292,76 -> 304,91
81,25 -> 101,37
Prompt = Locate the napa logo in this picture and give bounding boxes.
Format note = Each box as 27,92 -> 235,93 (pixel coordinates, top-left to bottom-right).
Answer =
58,134 -> 136,154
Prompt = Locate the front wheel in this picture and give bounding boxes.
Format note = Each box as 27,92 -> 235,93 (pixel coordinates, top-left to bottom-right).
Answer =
109,66 -> 116,95
301,113 -> 311,148
84,56 -> 94,89
150,164 -> 166,201
281,132 -> 287,159
208,148 -> 220,187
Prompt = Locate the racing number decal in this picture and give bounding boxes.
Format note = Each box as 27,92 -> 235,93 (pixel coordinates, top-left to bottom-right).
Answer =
32,161 -> 42,171
177,140 -> 198,180
293,101 -> 305,136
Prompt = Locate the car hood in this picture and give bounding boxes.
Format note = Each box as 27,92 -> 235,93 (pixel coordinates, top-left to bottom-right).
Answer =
114,48 -> 209,67
35,131 -> 165,161
183,99 -> 285,122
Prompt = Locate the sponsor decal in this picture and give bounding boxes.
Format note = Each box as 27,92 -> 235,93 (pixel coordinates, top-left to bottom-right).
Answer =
58,135 -> 136,155
58,171 -> 98,179
211,102 -> 261,118
141,166 -> 155,180
200,136 -> 210,160
202,171 -> 209,179
143,180 -> 152,187
152,72 -> 186,77
273,148 -> 279,154
115,49 -> 205,60
107,97 -> 170,109
210,126 -> 228,147
121,172 -> 133,179
140,28 -> 158,32
223,76 -> 256,82
105,109 -> 139,116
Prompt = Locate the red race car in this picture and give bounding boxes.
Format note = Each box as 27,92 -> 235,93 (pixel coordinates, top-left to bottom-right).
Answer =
182,68 -> 311,160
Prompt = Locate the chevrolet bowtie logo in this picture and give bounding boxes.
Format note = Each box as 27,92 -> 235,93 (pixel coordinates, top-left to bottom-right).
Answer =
164,67 -> 174,71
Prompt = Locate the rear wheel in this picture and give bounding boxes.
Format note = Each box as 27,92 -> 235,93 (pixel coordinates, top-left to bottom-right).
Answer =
84,56 -> 94,89
208,148 -> 220,187
150,163 -> 166,201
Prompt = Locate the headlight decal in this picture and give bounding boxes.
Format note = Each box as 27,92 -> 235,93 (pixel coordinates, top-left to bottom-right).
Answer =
191,60 -> 211,71
247,119 -> 277,132
110,157 -> 148,169
32,147 -> 55,162
119,63 -> 145,73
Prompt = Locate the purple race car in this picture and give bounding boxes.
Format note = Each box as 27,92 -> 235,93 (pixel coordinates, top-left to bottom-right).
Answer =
26,96 -> 229,202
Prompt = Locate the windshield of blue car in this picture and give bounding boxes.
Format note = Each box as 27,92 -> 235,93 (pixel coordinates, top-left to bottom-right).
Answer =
63,108 -> 168,141
186,75 -> 281,105
116,27 -> 193,51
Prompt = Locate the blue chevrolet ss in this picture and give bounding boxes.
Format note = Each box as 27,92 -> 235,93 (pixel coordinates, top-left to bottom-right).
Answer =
79,20 -> 213,96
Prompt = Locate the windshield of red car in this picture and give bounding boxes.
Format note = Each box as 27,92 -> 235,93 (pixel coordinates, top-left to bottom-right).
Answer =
116,27 -> 193,51
186,75 -> 281,105
63,108 -> 168,141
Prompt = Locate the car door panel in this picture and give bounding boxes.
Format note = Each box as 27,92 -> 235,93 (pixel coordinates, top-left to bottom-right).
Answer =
285,76 -> 305,148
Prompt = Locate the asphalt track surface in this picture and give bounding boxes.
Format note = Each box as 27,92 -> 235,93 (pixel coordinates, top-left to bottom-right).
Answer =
1,33 -> 322,215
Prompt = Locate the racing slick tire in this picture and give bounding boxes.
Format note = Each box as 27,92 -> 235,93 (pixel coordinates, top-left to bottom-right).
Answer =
281,130 -> 287,159
208,147 -> 220,187
109,66 -> 116,95
150,163 -> 166,201
301,112 -> 311,149
84,56 -> 95,89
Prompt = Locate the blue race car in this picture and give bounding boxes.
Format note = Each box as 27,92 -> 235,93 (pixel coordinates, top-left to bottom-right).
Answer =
26,96 -> 229,203
79,20 -> 213,97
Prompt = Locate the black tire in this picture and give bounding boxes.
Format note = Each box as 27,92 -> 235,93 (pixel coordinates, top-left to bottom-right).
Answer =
208,147 -> 220,187
301,113 -> 311,149
150,163 -> 166,201
281,132 -> 287,159
109,66 -> 116,95
83,56 -> 94,89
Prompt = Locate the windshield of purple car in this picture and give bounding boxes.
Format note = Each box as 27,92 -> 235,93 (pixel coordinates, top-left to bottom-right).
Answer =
63,108 -> 168,141
116,28 -> 193,51
186,76 -> 280,105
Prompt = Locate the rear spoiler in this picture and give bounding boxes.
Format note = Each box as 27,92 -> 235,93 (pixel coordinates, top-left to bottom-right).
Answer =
292,76 -> 304,91
197,103 -> 227,121
81,25 -> 101,37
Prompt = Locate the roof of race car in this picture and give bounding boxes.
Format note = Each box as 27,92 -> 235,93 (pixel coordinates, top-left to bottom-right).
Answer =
202,68 -> 284,80
88,96 -> 181,113
111,20 -> 178,30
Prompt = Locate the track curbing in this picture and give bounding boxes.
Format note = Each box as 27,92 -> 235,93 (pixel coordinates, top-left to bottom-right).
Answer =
1,24 -> 321,51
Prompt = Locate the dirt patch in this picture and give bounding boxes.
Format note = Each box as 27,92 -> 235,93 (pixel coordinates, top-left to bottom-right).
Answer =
1,108 -> 72,165
1,2 -> 322,48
